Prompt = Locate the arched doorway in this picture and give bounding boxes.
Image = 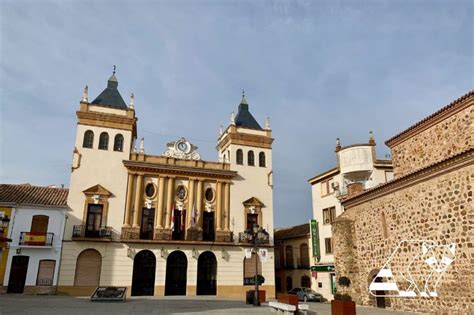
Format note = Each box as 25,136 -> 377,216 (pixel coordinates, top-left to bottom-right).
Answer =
165,251 -> 187,295
197,251 -> 217,295
74,249 -> 101,287
369,269 -> 386,308
132,250 -> 156,296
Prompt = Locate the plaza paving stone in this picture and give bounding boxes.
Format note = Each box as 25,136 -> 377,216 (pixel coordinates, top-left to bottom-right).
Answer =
0,295 -> 424,315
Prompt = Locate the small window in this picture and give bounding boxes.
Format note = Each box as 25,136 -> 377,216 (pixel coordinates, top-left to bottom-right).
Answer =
98,132 -> 109,150
114,134 -> 124,152
318,282 -> 323,288
36,260 -> 55,286
259,152 -> 266,167
325,238 -> 333,254
145,183 -> 156,198
246,213 -> 258,230
31,215 -> 49,233
285,245 -> 294,267
205,187 -> 215,203
322,207 -> 336,224
248,151 -> 255,166
83,130 -> 94,148
236,149 -> 243,165
321,178 -> 335,196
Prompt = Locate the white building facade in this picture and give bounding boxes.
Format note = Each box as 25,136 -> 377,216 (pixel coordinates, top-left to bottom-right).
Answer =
308,135 -> 393,300
58,73 -> 276,299
0,184 -> 68,294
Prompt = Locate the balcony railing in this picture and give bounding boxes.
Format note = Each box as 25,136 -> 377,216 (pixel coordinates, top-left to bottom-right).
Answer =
72,225 -> 112,240
19,232 -> 54,246
297,257 -> 310,269
238,232 -> 270,244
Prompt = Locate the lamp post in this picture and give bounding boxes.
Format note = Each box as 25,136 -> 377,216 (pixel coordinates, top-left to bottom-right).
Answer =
0,215 -> 12,244
243,224 -> 269,306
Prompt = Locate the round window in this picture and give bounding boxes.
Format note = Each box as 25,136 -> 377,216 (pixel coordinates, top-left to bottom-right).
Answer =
205,187 -> 214,203
145,183 -> 156,198
176,185 -> 187,201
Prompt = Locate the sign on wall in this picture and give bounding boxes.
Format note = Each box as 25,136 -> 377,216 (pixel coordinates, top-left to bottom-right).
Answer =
310,219 -> 321,261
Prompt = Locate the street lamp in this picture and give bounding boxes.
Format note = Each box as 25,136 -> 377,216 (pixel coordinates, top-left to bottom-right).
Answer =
243,224 -> 269,306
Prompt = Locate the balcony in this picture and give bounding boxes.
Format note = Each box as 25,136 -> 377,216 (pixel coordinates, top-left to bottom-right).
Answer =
238,232 -> 270,245
19,232 -> 54,247
72,225 -> 112,241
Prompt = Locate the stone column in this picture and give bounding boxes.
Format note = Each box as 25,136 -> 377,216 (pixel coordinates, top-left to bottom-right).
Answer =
165,177 -> 175,229
216,181 -> 222,231
132,174 -> 143,228
123,173 -> 134,227
155,176 -> 166,229
224,182 -> 230,231
187,179 -> 195,227
196,180 -> 204,228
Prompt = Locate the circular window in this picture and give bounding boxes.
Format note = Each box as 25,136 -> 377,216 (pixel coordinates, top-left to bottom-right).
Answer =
145,183 -> 156,198
176,185 -> 187,201
204,187 -> 215,203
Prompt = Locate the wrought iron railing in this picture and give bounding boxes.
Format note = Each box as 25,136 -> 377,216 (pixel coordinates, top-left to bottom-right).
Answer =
19,232 -> 54,246
238,232 -> 270,244
72,225 -> 112,239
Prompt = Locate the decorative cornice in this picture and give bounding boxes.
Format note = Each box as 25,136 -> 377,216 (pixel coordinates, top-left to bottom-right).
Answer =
385,90 -> 474,148
342,148 -> 473,209
76,110 -> 137,132
123,160 -> 237,179
217,130 -> 274,151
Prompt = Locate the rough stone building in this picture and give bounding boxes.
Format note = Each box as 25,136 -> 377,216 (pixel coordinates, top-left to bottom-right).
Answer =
332,90 -> 473,314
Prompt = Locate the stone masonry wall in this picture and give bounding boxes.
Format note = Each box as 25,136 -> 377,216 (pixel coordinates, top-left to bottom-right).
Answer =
391,101 -> 473,177
334,164 -> 473,314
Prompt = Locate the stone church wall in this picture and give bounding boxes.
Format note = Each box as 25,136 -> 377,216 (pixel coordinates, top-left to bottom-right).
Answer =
389,98 -> 473,177
333,162 -> 473,313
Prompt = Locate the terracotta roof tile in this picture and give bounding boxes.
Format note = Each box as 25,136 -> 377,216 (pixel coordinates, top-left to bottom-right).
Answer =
385,90 -> 474,147
274,223 -> 309,240
0,184 -> 68,207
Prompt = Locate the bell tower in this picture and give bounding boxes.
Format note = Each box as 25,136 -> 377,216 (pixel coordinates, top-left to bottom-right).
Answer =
217,93 -> 274,239
65,69 -> 137,241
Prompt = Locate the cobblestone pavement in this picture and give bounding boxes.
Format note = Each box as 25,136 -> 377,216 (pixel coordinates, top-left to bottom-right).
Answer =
0,295 -> 424,315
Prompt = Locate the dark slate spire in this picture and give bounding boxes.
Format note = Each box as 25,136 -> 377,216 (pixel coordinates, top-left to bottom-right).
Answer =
91,66 -> 127,109
234,91 -> 262,130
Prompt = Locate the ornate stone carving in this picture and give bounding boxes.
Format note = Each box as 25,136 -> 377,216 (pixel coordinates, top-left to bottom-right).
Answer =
163,137 -> 201,160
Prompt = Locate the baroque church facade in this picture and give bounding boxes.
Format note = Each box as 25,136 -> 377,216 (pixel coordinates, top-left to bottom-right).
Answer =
57,71 -> 275,298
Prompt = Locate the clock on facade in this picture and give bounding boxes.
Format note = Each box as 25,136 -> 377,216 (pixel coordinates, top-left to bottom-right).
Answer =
177,141 -> 188,152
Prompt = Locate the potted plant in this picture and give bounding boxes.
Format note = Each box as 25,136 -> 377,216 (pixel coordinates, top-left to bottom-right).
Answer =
331,276 -> 356,315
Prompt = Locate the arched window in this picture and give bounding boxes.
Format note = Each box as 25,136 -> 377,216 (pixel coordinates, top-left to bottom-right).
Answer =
248,151 -> 255,166
286,276 -> 293,291
31,215 -> 49,233
243,253 -> 262,280
301,275 -> 311,288
236,149 -> 243,165
259,152 -> 266,167
114,134 -> 124,152
300,244 -> 309,268
285,245 -> 294,268
98,132 -> 109,150
83,130 -> 94,148
74,249 -> 102,286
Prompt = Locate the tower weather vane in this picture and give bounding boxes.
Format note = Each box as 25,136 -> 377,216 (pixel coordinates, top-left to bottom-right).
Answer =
113,65 -> 116,74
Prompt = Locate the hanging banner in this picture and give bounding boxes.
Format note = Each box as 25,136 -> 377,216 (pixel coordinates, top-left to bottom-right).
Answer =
310,219 -> 321,261
258,248 -> 268,262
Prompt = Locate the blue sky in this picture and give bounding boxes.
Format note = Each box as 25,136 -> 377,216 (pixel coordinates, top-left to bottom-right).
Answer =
0,0 -> 472,227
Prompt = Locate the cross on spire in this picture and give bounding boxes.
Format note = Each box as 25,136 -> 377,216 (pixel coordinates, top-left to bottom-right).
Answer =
113,65 -> 116,74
